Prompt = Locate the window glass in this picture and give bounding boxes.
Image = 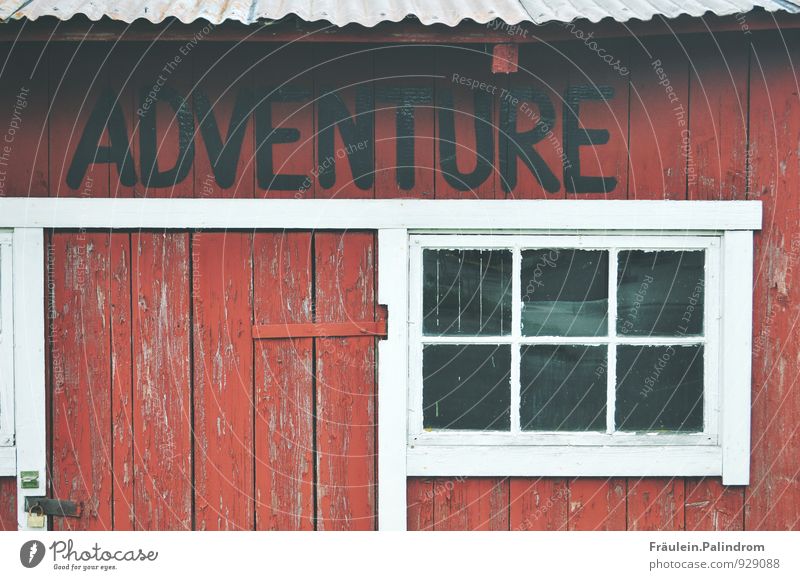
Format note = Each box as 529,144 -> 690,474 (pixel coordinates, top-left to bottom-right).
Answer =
617,250 -> 704,337
521,249 -> 608,337
520,345 -> 606,431
616,345 -> 704,432
423,344 -> 511,430
423,249 -> 512,336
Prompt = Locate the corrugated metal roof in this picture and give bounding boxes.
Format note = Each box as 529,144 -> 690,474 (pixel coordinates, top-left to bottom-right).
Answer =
1,0 -> 799,26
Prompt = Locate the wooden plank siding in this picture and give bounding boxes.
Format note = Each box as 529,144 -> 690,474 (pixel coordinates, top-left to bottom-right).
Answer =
0,30 -> 797,530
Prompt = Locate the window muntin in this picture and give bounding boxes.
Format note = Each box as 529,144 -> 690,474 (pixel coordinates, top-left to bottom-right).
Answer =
409,234 -> 720,446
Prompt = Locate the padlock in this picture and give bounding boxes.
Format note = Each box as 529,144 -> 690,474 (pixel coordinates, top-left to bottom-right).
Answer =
27,505 -> 45,529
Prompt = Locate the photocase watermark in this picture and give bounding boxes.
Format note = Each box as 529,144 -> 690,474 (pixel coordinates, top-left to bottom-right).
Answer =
0,86 -> 29,196
594,273 -> 653,380
20,540 -> 46,569
562,23 -> 629,77
638,277 -> 704,400
425,476 -> 467,500
20,539 -> 158,571
295,139 -> 369,197
522,249 -> 561,302
735,12 -> 752,35
514,484 -> 568,531
486,19 -> 530,38
450,73 -> 572,171
137,22 -> 216,117
651,59 -> 696,187
198,172 -> 216,198
753,233 -> 800,356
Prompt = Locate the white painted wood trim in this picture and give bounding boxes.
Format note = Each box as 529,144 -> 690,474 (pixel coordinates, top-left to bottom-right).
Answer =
0,199 -> 762,231
720,230 -> 753,485
407,445 -> 721,477
0,233 -> 14,451
13,228 -> 46,530
0,447 -> 14,476
377,229 -> 409,531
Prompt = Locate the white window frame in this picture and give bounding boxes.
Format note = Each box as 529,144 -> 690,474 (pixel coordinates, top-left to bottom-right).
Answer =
408,234 -> 720,449
0,198 -> 760,531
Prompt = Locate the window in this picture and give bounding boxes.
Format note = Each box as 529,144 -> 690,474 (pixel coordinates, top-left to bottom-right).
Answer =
410,234 -> 717,443
405,231 -> 748,485
0,232 -> 14,473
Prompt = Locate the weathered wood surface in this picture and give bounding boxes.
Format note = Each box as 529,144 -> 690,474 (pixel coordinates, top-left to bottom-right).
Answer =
0,29 -> 797,530
253,232 -> 314,530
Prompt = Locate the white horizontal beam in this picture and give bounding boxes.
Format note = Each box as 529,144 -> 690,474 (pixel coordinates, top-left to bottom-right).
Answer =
0,199 -> 762,231
407,445 -> 722,477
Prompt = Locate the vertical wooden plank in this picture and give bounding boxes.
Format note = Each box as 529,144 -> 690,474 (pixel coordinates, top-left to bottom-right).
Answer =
193,44 -> 254,199
627,477 -> 685,530
126,43 -> 195,199
51,233 -> 113,530
105,44 -> 137,199
435,46 -> 498,199
503,43 -> 569,199
314,46 -> 374,199
254,45 -> 316,199
374,45 -> 435,199
110,234 -> 134,530
131,232 -> 191,530
433,477 -> 509,531
746,29 -> 800,530
253,232 -> 314,530
628,36 -> 689,199
406,478 -> 434,531
509,478 -> 569,531
50,43 -> 112,198
683,33 -> 749,530
192,232 -> 254,530
565,38 -> 629,199
0,477 -> 15,529
687,34 -> 749,201
0,42 -> 49,197
569,478 -> 626,530
685,478 -> 744,530
315,232 -> 376,529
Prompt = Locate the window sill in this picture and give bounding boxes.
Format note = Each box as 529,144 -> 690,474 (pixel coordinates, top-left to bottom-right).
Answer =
407,444 -> 730,481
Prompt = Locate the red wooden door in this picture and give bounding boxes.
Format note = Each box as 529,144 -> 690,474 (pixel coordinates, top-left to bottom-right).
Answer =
49,230 -> 378,530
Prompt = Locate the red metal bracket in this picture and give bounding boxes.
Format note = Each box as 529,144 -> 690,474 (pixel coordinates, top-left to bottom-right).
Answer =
252,320 -> 387,339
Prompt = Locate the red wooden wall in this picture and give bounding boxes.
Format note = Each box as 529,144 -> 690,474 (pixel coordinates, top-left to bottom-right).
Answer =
0,30 -> 798,530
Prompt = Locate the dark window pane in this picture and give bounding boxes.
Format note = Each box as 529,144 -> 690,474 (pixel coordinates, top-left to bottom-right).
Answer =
521,249 -> 608,337
617,250 -> 704,337
520,345 -> 607,431
423,249 -> 512,336
616,345 -> 704,432
423,344 -> 511,430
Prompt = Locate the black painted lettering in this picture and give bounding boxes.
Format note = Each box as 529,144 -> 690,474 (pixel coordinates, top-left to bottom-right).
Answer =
195,87 -> 253,189
317,86 -> 374,190
438,90 -> 493,191
563,85 -> 618,194
499,88 -> 559,193
375,86 -> 433,190
256,87 -> 312,190
67,90 -> 136,189
139,85 -> 195,188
